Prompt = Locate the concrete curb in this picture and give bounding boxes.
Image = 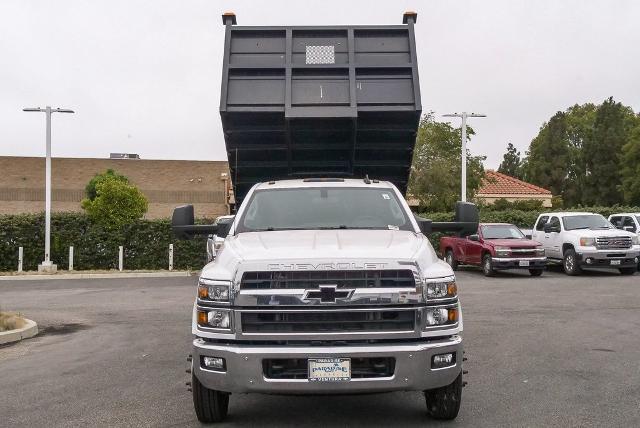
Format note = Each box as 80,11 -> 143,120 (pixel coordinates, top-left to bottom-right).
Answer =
0,271 -> 196,281
0,318 -> 38,345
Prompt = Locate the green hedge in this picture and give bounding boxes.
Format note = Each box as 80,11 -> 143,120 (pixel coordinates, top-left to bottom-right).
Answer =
0,212 -> 209,272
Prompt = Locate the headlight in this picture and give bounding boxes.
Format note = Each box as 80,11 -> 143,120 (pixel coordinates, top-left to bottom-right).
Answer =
579,237 -> 596,247
535,246 -> 545,256
197,309 -> 231,329
424,280 -> 457,299
495,246 -> 510,257
198,279 -> 231,302
632,235 -> 639,245
424,307 -> 458,326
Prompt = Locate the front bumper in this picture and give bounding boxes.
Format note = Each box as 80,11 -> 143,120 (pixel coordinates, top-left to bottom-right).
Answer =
192,336 -> 462,394
575,250 -> 640,268
491,256 -> 546,270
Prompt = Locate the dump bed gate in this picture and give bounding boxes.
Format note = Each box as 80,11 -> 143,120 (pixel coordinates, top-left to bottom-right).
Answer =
220,12 -> 422,204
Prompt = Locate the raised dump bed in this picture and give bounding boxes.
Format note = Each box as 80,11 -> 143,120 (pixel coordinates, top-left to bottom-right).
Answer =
220,12 -> 422,204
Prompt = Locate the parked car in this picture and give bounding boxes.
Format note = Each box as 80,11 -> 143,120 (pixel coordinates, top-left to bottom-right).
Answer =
608,213 -> 640,234
440,223 -> 546,276
206,215 -> 235,263
531,212 -> 640,275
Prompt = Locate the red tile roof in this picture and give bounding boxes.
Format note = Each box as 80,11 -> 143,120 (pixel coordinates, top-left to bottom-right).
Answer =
478,170 -> 551,195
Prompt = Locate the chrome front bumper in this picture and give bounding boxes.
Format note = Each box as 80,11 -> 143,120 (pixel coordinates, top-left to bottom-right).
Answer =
192,336 -> 462,394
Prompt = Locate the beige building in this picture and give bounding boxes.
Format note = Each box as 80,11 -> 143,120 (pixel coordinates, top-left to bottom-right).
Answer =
0,156 -> 232,218
477,170 -> 553,207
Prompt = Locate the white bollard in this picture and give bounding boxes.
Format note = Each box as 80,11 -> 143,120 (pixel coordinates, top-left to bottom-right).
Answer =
169,244 -> 174,271
18,247 -> 23,272
69,246 -> 74,271
118,246 -> 124,271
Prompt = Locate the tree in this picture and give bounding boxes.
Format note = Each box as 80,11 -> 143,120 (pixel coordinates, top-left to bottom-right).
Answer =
562,103 -> 596,206
522,111 -> 570,198
409,112 -> 486,211
81,171 -> 148,228
497,142 -> 522,178
85,169 -> 129,201
582,97 -> 634,205
620,121 -> 640,204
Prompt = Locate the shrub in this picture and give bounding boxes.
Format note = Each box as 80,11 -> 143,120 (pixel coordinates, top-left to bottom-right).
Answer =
82,175 -> 148,228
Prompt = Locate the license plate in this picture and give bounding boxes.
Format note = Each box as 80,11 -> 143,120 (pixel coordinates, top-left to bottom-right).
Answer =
610,260 -> 621,265
308,358 -> 351,382
519,260 -> 530,267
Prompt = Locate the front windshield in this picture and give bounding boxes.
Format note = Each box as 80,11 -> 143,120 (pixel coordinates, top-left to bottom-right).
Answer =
237,187 -> 412,232
481,225 -> 525,239
563,214 -> 612,231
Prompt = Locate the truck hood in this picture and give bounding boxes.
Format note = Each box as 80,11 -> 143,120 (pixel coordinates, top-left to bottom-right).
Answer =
202,229 -> 450,281
565,228 -> 636,238
485,238 -> 541,247
227,229 -> 424,261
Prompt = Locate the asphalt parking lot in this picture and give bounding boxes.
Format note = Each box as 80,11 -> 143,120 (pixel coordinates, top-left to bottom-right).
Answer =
1,268 -> 639,427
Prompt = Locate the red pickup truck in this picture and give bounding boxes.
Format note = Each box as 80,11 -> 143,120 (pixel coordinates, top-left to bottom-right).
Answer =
440,223 -> 546,276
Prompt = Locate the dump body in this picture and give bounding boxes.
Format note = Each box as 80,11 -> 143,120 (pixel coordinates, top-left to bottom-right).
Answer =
220,14 -> 421,204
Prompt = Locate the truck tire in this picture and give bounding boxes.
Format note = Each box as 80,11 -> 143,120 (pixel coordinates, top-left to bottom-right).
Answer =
445,250 -> 458,271
619,267 -> 636,276
192,373 -> 229,423
424,372 -> 462,420
563,249 -> 582,276
529,269 -> 543,277
482,254 -> 495,277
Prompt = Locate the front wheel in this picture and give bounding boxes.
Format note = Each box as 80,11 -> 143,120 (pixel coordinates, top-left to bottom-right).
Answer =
529,269 -> 543,277
482,254 -> 495,277
192,373 -> 229,423
619,267 -> 637,276
563,249 -> 582,276
424,372 -> 462,420
445,250 -> 458,271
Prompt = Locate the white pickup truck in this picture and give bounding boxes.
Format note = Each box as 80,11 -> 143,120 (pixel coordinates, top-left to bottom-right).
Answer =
531,212 -> 640,275
172,178 -> 479,422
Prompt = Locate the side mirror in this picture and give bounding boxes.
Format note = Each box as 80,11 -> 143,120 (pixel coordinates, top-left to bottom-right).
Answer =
468,234 -> 480,242
171,205 -> 219,240
623,226 -> 636,232
429,202 -> 480,235
543,223 -> 559,233
525,234 -> 532,239
415,217 -> 433,234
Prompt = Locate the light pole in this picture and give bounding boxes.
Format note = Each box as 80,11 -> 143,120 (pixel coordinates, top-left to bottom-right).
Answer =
23,106 -> 75,272
443,112 -> 486,202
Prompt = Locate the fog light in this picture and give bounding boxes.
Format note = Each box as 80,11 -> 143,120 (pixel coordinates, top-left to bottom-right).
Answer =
202,356 -> 226,371
586,258 -> 593,265
635,257 -> 638,264
432,353 -> 456,369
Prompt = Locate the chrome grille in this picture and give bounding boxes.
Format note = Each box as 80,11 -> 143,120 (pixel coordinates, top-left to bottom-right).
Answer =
240,270 -> 416,290
241,309 -> 416,333
596,236 -> 632,250
510,248 -> 538,258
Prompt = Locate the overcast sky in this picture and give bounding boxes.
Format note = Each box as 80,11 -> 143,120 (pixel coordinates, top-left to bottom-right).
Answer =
1,0 -> 639,169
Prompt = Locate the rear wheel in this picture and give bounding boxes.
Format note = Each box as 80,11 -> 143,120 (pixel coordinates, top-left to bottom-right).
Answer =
424,372 -> 462,420
482,254 -> 495,277
619,267 -> 636,276
563,249 -> 582,276
192,373 -> 229,423
529,269 -> 543,277
445,250 -> 458,271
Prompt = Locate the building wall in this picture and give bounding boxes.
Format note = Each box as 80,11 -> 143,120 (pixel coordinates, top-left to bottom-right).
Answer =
0,156 -> 231,218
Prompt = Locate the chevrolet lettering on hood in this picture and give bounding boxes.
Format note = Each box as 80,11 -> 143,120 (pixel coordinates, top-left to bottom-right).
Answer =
267,262 -> 388,270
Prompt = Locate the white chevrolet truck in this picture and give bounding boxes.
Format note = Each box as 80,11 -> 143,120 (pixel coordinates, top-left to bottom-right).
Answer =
172,178 -> 479,422
531,212 -> 639,275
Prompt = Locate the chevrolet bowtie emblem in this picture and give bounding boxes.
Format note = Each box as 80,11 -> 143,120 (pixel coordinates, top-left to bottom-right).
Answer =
303,284 -> 354,304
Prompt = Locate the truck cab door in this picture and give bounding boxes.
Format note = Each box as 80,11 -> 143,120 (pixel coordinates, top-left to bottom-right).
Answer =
545,216 -> 562,259
465,233 -> 483,265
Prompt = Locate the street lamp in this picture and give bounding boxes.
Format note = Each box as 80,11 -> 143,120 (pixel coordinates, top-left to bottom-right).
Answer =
443,112 -> 486,202
23,106 -> 75,272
